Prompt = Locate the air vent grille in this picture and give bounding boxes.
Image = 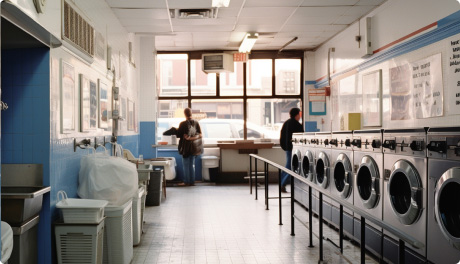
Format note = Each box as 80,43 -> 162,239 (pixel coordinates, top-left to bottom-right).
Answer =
63,1 -> 94,57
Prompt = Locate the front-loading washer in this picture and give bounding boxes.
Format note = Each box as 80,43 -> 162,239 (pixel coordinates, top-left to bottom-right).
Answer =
426,127 -> 460,264
330,131 -> 354,237
293,132 -> 312,211
315,131 -> 333,222
352,129 -> 384,258
291,133 -> 304,175
382,128 -> 427,262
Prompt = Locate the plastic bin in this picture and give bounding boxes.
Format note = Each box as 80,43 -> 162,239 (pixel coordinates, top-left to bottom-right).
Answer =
10,215 -> 40,264
132,186 -> 145,246
56,191 -> 108,224
148,158 -> 176,180
55,219 -> 105,264
103,200 -> 133,264
146,168 -> 163,206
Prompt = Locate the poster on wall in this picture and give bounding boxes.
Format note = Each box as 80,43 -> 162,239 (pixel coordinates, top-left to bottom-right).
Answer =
447,34 -> 460,115
128,99 -> 135,131
411,53 -> 443,118
362,70 -> 382,127
98,80 -> 110,130
60,60 -> 75,133
390,64 -> 412,120
331,81 -> 340,130
89,80 -> 98,129
80,74 -> 91,132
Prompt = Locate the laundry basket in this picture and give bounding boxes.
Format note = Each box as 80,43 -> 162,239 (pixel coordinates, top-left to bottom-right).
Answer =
132,186 -> 145,246
103,199 -> 133,264
55,219 -> 105,264
56,191 -> 108,224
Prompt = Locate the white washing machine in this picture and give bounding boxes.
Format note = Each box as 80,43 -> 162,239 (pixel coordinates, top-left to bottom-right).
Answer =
426,127 -> 460,264
291,133 -> 304,175
330,131 -> 354,237
352,129 -> 384,258
315,131 -> 333,222
382,128 -> 427,262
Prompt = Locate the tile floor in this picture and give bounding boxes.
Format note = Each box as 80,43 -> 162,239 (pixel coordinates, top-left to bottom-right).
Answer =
134,184 -> 378,264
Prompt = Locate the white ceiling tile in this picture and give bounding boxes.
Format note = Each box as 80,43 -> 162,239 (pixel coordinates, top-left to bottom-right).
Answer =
238,17 -> 286,26
125,25 -> 172,33
343,5 -> 375,16
193,32 -> 231,38
194,41 -> 229,46
239,7 -> 297,18
276,31 -> 321,38
333,15 -> 360,25
167,0 -> 213,9
286,15 -> 337,25
282,24 -> 347,32
227,0 -> 245,8
234,24 -> 282,32
119,18 -> 171,26
174,25 -> 234,32
175,41 -> 193,47
356,0 -> 385,5
171,18 -> 236,26
155,40 -> 175,46
229,32 -> 247,41
112,9 -> 169,19
106,0 -> 167,8
215,8 -> 241,18
245,0 -> 303,7
301,0 -> 359,6
291,6 -> 351,17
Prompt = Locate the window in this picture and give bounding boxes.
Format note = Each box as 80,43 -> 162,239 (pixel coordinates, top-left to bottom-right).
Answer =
275,59 -> 301,95
247,59 -> 272,96
220,62 -> 244,96
191,59 -> 216,96
157,54 -> 188,96
156,51 -> 303,144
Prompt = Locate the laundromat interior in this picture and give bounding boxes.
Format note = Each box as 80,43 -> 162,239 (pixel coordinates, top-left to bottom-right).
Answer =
1,0 -> 460,263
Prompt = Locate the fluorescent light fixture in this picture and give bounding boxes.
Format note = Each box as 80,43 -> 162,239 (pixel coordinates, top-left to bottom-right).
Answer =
212,0 -> 230,8
239,33 -> 258,53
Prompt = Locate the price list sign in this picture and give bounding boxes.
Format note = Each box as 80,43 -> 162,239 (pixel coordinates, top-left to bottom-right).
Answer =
448,35 -> 460,115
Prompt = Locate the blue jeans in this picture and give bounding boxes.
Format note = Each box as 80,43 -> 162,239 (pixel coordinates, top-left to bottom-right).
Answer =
182,155 -> 196,185
281,150 -> 292,187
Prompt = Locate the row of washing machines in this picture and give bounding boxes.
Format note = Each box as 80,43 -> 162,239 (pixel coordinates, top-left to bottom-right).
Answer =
291,127 -> 460,264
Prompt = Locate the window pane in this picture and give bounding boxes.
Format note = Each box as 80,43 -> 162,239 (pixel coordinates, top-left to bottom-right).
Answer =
247,59 -> 272,96
275,59 -> 301,95
157,100 -> 188,141
157,54 -> 188,96
247,98 -> 302,141
191,59 -> 216,96
220,62 -> 244,96
191,99 -> 244,144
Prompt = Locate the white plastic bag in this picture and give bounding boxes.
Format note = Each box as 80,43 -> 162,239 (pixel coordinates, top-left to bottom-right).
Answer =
78,153 -> 138,206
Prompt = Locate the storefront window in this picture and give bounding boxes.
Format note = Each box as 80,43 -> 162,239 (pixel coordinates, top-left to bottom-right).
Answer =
157,54 -> 188,96
191,59 -> 216,96
247,59 -> 272,96
220,62 -> 244,96
157,100 -> 188,141
275,59 -> 301,95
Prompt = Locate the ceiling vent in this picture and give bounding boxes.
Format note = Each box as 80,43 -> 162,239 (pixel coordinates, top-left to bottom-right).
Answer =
62,1 -> 94,60
169,9 -> 217,19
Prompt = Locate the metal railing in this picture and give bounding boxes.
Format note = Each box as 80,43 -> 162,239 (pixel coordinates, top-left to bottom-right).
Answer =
249,154 -> 424,264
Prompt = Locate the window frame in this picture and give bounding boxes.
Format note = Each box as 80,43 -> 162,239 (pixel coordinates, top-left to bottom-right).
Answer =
157,50 -> 304,140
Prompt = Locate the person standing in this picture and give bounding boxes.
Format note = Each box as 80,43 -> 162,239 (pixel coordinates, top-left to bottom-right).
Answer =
177,108 -> 203,186
280,108 -> 304,192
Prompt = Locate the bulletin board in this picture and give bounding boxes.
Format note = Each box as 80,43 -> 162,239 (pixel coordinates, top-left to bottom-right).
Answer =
308,88 -> 327,115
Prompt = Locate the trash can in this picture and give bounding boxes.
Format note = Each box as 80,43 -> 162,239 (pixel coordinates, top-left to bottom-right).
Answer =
10,215 -> 40,264
146,168 -> 163,206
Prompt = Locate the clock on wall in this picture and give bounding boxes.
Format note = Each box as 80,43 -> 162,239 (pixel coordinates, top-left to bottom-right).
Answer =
33,0 -> 46,13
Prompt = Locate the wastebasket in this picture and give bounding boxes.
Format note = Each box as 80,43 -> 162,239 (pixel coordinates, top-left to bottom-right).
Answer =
10,215 -> 40,264
146,168 -> 163,206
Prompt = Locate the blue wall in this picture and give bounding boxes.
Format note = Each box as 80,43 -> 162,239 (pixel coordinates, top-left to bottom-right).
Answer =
117,134 -> 140,157
157,148 -> 202,181
139,121 -> 156,159
1,48 -> 52,264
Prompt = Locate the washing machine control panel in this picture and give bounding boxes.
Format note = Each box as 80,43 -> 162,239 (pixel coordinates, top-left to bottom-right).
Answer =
315,133 -> 332,148
383,135 -> 426,156
427,134 -> 460,160
352,130 -> 383,152
382,139 -> 396,151
331,132 -> 353,150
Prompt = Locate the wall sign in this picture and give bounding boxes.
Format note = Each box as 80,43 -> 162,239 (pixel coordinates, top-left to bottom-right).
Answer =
448,35 -> 460,115
60,60 -> 75,133
390,64 -> 412,120
411,53 -> 443,118
308,88 -> 326,115
362,69 -> 382,127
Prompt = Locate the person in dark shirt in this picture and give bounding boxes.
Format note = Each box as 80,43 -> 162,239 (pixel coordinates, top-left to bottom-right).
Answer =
177,108 -> 202,186
279,108 -> 304,192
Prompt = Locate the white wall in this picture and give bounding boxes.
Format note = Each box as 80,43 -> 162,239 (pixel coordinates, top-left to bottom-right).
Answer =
139,36 -> 157,123
306,0 -> 460,131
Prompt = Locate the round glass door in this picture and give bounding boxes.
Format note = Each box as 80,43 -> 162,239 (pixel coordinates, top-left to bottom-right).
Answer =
302,150 -> 314,181
291,149 -> 301,174
388,160 -> 422,225
334,153 -> 352,199
435,167 -> 460,250
356,155 -> 379,209
316,151 -> 330,189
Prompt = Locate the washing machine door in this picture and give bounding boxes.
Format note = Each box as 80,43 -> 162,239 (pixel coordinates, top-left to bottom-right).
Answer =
435,167 -> 460,250
291,149 -> 301,174
316,151 -> 330,189
388,160 -> 422,225
302,150 -> 315,181
334,153 -> 353,199
356,155 -> 380,209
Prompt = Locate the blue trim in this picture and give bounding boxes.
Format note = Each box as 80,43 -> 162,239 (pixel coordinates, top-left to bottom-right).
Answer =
309,101 -> 326,116
139,121 -> 156,159
305,80 -> 316,85
315,10 -> 460,88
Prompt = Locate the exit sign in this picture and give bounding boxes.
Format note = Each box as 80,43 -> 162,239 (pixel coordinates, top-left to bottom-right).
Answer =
233,53 -> 247,62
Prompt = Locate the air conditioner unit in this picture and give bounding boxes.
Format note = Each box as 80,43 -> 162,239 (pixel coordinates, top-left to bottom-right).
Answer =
202,53 -> 234,73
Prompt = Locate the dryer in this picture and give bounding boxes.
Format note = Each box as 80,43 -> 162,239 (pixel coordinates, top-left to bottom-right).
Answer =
427,127 -> 460,264
292,132 -> 310,210
315,131 -> 333,222
382,128 -> 427,262
330,131 -> 354,237
291,133 -> 303,175
295,132 -> 318,214
352,129 -> 384,258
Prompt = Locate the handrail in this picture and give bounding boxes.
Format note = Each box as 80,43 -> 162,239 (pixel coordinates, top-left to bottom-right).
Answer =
249,154 -> 424,262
